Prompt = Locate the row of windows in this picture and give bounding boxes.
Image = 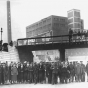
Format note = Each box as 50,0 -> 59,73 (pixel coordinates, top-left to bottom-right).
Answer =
42,18 -> 51,24
68,23 -> 81,29
68,12 -> 73,18
74,11 -> 80,17
27,17 -> 67,31
27,26 -> 52,38
68,17 -> 81,24
27,18 -> 51,30
27,24 -> 51,32
53,17 -> 67,22
54,23 -> 67,27
68,11 -> 80,18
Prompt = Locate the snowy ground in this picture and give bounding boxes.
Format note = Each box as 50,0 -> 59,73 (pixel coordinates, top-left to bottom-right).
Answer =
0,82 -> 88,88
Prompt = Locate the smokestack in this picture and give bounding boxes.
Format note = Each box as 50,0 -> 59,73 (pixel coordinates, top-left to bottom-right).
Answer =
7,0 -> 12,43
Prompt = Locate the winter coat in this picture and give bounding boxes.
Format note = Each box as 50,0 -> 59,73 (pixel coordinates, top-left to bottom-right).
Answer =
11,66 -> 18,75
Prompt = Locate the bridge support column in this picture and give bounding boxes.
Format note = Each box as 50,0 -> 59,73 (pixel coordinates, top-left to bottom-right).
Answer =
59,48 -> 65,61
17,47 -> 33,63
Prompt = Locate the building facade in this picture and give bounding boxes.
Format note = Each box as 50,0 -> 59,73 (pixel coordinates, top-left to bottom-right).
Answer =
26,15 -> 68,43
26,9 -> 84,43
26,15 -> 52,38
67,9 -> 84,32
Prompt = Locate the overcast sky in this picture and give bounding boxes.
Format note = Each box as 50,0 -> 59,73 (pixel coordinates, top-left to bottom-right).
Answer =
0,0 -> 88,43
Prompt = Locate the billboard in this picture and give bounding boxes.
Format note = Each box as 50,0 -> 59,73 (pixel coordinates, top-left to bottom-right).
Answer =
32,50 -> 60,63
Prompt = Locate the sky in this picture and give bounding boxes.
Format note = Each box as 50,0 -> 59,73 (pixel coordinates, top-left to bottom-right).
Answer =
0,0 -> 88,43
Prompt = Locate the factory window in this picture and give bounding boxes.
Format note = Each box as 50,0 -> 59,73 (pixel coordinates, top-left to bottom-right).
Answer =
68,12 -> 73,18
47,18 -> 51,22
47,24 -> 51,29
74,23 -> 81,28
34,25 -> 36,28
33,25 -> 36,28
60,18 -> 65,22
68,18 -> 73,24
32,25 -> 34,29
36,28 -> 39,31
29,27 -> 31,30
40,27 -> 42,29
39,22 -> 42,26
62,24 -> 65,27
28,31 -> 32,37
36,24 -> 38,27
54,23 -> 59,27
48,24 -> 51,27
74,18 -> 80,23
54,18 -> 58,21
60,24 -> 65,27
43,20 -> 46,24
74,11 -> 80,17
43,25 -> 47,29
33,30 -> 37,36
54,23 -> 56,26
68,24 -> 74,29
38,27 -> 42,34
30,26 -> 31,29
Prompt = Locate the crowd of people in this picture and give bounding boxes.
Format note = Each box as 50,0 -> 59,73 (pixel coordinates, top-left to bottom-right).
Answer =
0,61 -> 88,85
69,29 -> 88,42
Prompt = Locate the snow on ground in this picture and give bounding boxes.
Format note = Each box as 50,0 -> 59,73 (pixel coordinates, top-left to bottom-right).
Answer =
0,82 -> 88,88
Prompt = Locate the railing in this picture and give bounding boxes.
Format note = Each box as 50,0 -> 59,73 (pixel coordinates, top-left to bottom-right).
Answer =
17,34 -> 88,46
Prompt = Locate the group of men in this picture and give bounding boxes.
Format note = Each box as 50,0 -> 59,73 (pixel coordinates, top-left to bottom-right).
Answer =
0,61 -> 88,85
69,29 -> 88,42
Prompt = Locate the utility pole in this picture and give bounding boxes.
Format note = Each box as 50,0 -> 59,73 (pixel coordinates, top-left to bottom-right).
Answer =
0,28 -> 3,51
0,28 -> 3,46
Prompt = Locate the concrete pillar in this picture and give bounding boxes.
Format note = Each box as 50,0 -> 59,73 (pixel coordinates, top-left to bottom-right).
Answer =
17,47 -> 33,63
59,48 -> 65,61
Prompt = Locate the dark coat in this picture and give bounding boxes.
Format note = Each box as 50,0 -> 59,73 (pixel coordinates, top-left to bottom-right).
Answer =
11,66 -> 18,75
18,65 -> 21,73
0,65 -> 2,74
80,64 -> 85,74
61,66 -> 68,77
69,64 -> 75,76
76,64 -> 81,75
86,64 -> 88,74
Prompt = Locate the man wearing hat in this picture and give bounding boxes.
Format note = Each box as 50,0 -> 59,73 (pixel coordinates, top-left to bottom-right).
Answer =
17,62 -> 21,83
69,62 -> 75,82
80,61 -> 85,82
86,61 -> 88,82
23,61 -> 28,83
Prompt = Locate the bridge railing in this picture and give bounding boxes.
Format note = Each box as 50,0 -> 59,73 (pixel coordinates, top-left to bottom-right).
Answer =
17,34 -> 88,46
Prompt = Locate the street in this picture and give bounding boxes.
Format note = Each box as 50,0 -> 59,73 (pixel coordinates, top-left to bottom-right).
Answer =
0,82 -> 88,88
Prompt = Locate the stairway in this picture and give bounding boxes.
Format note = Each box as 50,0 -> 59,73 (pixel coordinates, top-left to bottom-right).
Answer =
0,45 -> 20,63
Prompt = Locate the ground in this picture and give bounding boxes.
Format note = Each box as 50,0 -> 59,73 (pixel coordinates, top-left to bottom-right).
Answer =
0,82 -> 88,88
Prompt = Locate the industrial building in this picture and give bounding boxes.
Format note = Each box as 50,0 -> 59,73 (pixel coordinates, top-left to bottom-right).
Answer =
26,15 -> 68,38
25,9 -> 85,45
26,15 -> 69,43
67,9 -> 84,32
26,9 -> 84,40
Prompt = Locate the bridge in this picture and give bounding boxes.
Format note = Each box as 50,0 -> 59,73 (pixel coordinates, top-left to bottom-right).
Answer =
16,34 -> 88,62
